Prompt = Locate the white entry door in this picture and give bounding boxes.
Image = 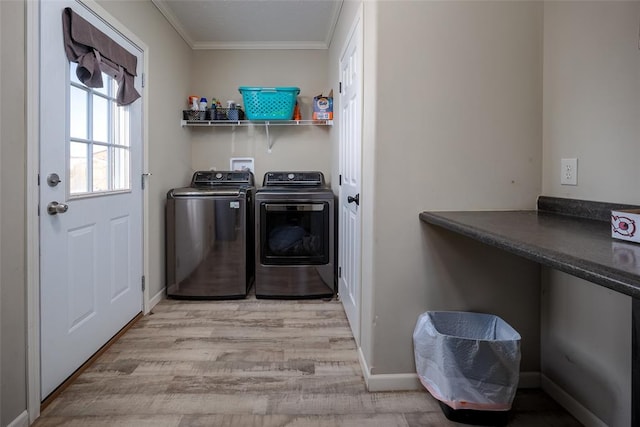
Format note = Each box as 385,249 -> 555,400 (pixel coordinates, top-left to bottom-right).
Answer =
338,7 -> 363,345
39,0 -> 144,399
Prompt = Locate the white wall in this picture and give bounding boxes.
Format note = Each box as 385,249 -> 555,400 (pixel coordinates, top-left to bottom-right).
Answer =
542,1 -> 640,204
338,0 -> 544,379
189,50 -> 332,183
376,0 -> 543,375
98,0 -> 193,301
541,270 -> 631,427
1,1 -> 27,424
541,2 -> 640,425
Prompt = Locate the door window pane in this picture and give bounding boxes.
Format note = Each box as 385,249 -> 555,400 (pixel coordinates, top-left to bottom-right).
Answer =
112,147 -> 130,191
70,86 -> 88,140
69,64 -> 131,196
69,141 -> 88,193
92,95 -> 109,143
92,144 -> 108,192
114,105 -> 130,147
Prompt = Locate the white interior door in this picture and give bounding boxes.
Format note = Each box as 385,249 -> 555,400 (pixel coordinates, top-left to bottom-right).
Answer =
39,0 -> 143,399
338,9 -> 363,345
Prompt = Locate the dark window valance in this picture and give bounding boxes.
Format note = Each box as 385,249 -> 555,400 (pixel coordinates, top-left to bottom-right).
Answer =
62,7 -> 141,106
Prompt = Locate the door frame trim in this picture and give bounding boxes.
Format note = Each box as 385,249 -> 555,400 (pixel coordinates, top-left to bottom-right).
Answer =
26,0 -> 40,421
26,0 -> 150,422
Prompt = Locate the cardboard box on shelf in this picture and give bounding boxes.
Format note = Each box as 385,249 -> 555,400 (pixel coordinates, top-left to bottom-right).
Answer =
313,90 -> 333,120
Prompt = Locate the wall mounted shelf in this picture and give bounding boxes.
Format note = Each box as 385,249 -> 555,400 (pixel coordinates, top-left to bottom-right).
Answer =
180,119 -> 333,127
180,119 -> 333,151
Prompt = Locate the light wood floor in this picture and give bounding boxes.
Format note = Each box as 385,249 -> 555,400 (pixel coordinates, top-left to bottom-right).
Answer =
34,296 -> 583,426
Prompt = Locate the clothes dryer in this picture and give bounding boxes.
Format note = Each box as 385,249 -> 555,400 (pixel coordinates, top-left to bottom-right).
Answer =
255,171 -> 335,299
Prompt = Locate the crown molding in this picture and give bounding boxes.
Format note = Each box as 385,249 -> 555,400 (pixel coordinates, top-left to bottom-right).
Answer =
192,40 -> 329,50
151,0 -> 195,48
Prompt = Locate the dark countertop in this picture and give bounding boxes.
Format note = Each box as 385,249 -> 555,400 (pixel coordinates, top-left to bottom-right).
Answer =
419,206 -> 640,299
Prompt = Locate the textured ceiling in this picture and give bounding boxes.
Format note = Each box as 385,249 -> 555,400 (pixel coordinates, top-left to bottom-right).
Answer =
152,0 -> 344,50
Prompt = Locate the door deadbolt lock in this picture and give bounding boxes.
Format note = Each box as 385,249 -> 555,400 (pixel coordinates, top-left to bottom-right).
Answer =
47,173 -> 61,187
47,201 -> 69,215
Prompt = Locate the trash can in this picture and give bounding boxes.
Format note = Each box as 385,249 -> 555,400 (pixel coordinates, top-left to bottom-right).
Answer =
413,311 -> 521,426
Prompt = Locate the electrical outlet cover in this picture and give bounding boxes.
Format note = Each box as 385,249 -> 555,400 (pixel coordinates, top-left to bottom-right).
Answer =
561,158 -> 577,186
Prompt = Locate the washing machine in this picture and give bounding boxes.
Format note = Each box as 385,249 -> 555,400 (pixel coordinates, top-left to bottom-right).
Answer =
166,170 -> 254,299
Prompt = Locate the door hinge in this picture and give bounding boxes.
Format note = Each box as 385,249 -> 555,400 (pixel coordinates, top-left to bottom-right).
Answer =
142,73 -> 145,88
338,266 -> 342,278
141,275 -> 146,292
339,174 -> 342,185
339,81 -> 342,94
37,173 -> 40,186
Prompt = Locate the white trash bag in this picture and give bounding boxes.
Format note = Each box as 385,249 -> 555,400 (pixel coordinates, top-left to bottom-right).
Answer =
413,311 -> 521,411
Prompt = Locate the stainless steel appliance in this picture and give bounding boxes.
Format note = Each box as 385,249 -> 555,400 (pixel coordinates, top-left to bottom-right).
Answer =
166,170 -> 255,299
255,171 -> 335,299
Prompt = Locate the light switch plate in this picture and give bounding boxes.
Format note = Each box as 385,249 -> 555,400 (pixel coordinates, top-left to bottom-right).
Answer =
561,158 -> 578,185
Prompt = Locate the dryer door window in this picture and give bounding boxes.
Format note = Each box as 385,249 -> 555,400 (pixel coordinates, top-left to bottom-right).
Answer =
260,202 -> 329,265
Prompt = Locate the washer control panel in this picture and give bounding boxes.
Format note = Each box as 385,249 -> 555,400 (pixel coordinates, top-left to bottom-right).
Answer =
191,170 -> 254,187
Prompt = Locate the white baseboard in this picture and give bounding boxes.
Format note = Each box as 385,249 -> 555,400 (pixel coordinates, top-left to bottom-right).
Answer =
366,372 -> 423,392
357,347 -> 541,393
356,347 -> 422,392
541,374 -> 607,427
8,410 -> 29,427
357,346 -> 422,391
148,287 -> 165,312
364,370 -> 540,393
